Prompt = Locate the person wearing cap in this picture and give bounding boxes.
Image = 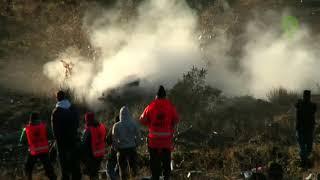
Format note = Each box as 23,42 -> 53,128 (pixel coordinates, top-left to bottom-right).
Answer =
106,115 -> 120,180
19,112 -> 57,180
295,90 -> 317,166
81,112 -> 107,180
112,106 -> 141,180
51,90 -> 81,180
140,85 -> 179,180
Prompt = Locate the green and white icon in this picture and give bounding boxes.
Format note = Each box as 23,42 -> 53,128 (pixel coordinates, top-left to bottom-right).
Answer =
282,15 -> 299,39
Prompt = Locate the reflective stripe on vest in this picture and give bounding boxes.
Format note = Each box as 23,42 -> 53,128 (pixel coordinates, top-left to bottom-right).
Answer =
30,145 -> 50,152
26,123 -> 49,156
93,149 -> 105,156
149,130 -> 172,137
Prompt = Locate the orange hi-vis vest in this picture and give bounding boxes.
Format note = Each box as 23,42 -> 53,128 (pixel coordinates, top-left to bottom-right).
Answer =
87,124 -> 107,158
25,123 -> 49,156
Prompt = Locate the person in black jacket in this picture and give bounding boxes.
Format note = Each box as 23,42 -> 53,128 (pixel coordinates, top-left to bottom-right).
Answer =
295,90 -> 317,165
51,90 -> 81,180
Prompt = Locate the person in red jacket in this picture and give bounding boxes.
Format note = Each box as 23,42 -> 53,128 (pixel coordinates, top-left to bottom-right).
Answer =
19,112 -> 57,180
140,85 -> 179,180
81,112 -> 107,180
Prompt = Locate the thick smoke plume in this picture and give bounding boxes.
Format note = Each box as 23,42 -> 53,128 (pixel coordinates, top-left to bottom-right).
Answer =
206,10 -> 320,98
43,0 -> 320,107
44,0 -> 203,106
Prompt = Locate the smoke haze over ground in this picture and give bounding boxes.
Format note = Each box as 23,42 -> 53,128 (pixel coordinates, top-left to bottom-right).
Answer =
42,0 -> 320,106
44,0 -> 203,105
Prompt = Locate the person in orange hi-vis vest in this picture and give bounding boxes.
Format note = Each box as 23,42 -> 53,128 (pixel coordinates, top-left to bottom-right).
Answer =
140,85 -> 179,180
19,112 -> 57,180
81,112 -> 107,179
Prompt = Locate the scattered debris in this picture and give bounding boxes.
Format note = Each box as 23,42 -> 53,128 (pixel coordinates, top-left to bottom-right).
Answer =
60,59 -> 74,79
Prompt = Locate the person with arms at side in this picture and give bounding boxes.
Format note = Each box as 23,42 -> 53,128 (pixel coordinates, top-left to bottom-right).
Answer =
20,112 -> 57,180
51,90 -> 81,180
140,85 -> 179,180
81,112 -> 107,180
112,106 -> 141,180
295,90 -> 317,167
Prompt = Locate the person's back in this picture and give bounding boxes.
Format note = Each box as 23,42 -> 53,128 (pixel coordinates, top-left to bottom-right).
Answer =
295,90 -> 317,166
296,99 -> 316,132
51,100 -> 79,146
112,106 -> 140,180
81,112 -> 107,179
20,112 -> 57,180
51,91 -> 81,180
140,85 -> 179,180
113,106 -> 140,149
140,97 -> 179,150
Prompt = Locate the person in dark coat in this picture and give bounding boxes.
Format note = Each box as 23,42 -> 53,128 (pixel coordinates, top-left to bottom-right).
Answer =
81,112 -> 107,180
51,90 -> 81,180
106,115 -> 120,180
20,112 -> 57,180
295,90 -> 317,165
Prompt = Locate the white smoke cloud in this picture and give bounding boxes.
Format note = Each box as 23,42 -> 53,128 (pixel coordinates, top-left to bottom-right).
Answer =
43,0 -> 320,106
242,17 -> 320,98
43,48 -> 95,98
43,0 -> 203,106
204,9 -> 320,98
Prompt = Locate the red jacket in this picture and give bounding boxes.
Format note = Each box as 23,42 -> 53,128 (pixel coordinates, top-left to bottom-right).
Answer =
86,124 -> 107,158
140,98 -> 179,150
25,123 -> 49,156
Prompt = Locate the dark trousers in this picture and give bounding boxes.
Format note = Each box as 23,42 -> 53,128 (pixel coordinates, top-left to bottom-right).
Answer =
107,148 -> 119,180
83,157 -> 102,180
117,147 -> 138,180
148,147 -> 171,180
57,144 -> 82,180
297,131 -> 313,161
25,153 -> 57,180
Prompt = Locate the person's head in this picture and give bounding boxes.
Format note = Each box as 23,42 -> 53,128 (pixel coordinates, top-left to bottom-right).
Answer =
56,90 -> 66,102
85,112 -> 95,126
249,173 -> 267,180
156,85 -> 166,99
303,90 -> 311,102
267,162 -> 283,180
119,106 -> 131,122
29,112 -> 41,124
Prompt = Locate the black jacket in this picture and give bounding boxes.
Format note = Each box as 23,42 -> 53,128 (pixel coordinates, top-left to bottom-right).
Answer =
295,99 -> 317,132
51,100 -> 79,146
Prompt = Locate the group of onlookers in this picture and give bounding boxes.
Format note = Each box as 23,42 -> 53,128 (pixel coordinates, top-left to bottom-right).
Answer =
18,87 -> 318,180
20,85 -> 179,180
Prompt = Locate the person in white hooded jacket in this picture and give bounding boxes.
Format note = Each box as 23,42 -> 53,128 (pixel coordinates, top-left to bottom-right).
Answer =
112,106 -> 141,180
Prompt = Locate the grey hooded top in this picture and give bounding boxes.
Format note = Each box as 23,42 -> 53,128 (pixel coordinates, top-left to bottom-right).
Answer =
112,106 -> 141,149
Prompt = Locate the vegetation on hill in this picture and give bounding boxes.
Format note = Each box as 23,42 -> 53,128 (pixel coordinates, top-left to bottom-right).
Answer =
0,0 -> 320,179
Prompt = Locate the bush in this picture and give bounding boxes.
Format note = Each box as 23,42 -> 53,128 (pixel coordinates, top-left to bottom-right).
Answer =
169,67 -> 221,131
266,87 -> 299,107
